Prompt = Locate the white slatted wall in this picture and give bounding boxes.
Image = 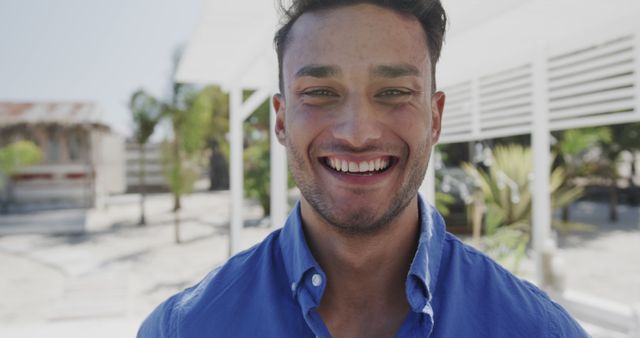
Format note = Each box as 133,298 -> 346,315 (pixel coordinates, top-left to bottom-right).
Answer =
478,64 -> 533,139
547,35 -> 637,130
440,34 -> 640,143
440,81 -> 473,143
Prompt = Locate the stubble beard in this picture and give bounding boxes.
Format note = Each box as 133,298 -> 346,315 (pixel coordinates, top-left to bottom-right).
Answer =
287,137 -> 430,237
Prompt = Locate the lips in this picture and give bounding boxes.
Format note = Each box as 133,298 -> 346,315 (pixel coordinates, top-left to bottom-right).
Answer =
321,156 -> 394,175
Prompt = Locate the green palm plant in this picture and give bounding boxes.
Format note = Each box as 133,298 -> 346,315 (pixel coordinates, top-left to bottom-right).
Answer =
130,89 -> 162,226
162,83 -> 213,243
462,144 -> 588,273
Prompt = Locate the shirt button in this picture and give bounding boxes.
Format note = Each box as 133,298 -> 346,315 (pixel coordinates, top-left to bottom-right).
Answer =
311,274 -> 322,287
291,282 -> 297,292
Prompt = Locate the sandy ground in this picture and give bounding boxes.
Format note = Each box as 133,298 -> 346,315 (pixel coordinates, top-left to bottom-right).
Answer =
0,191 -> 638,337
0,191 -> 273,337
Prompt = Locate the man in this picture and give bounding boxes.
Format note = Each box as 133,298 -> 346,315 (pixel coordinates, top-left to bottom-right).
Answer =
139,1 -> 588,337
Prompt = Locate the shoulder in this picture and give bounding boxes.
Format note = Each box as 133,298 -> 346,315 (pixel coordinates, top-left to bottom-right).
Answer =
432,233 -> 587,337
137,229 -> 286,338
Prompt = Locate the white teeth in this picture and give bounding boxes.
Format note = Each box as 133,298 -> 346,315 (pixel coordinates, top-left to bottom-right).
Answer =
348,162 -> 358,172
326,157 -> 391,173
359,162 -> 369,172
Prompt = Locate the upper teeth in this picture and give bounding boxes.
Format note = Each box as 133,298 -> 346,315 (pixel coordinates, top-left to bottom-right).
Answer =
326,157 -> 390,173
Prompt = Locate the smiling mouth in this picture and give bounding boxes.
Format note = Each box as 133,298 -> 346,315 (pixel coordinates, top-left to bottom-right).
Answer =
320,156 -> 396,176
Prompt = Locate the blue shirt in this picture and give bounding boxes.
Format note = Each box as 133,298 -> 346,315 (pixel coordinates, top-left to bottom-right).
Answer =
138,195 -> 587,337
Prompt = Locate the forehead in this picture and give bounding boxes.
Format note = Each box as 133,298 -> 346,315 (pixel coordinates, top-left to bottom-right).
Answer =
283,4 -> 430,74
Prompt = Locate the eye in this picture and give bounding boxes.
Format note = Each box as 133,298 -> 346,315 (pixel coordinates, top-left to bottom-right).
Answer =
376,88 -> 412,98
302,88 -> 339,97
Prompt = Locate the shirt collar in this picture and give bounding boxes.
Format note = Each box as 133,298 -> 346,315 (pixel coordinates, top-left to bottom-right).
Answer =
278,194 -> 446,311
405,194 -> 446,313
279,201 -> 321,290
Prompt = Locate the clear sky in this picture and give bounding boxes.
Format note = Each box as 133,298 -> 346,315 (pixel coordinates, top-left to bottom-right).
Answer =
0,0 -> 202,137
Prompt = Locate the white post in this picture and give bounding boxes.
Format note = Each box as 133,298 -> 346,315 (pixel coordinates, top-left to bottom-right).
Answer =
229,87 -> 243,256
420,151 -> 437,205
630,303 -> 640,337
634,32 -> 640,119
531,40 -> 552,287
270,92 -> 288,229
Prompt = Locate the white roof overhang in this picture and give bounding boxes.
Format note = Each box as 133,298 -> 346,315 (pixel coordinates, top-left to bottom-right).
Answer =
175,0 -> 281,89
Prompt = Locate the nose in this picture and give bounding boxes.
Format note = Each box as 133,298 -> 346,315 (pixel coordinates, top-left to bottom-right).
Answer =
332,96 -> 382,148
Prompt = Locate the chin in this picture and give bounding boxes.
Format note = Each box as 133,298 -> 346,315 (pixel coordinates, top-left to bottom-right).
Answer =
318,199 -> 410,237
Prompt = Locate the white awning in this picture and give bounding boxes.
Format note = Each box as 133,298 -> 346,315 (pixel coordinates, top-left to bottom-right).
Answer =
175,0 -> 281,89
438,0 -> 640,87
175,0 -> 540,89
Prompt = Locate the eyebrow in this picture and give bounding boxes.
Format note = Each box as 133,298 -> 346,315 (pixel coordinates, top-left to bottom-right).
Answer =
295,64 -> 341,78
370,64 -> 420,78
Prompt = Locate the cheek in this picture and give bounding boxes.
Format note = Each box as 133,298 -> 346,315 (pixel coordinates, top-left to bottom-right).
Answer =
286,105 -> 328,154
386,106 -> 431,142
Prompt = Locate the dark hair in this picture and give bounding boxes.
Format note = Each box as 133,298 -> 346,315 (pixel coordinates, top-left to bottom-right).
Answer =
274,0 -> 447,94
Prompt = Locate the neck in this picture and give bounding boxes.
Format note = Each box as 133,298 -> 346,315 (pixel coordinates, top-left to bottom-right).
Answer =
301,195 -> 420,308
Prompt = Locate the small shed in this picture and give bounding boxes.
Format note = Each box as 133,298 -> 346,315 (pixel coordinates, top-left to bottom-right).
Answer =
0,102 -> 126,212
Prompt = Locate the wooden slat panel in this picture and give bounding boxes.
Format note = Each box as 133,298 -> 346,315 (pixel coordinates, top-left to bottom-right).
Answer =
479,86 -> 531,106
443,100 -> 471,111
549,87 -> 635,111
479,126 -> 532,140
549,62 -> 634,89
444,114 -> 473,124
440,132 -> 476,144
548,36 -> 634,69
442,123 -> 473,134
478,65 -> 531,88
548,48 -> 633,80
549,100 -> 634,121
481,114 -> 532,130
479,76 -> 531,97
482,107 -> 531,121
549,111 -> 640,131
480,95 -> 531,113
443,83 -> 472,97
549,75 -> 634,100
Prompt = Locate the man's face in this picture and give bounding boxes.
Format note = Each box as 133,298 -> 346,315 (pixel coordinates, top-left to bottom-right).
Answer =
274,4 -> 445,235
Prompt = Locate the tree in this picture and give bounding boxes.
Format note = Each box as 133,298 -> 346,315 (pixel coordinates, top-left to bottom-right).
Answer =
615,123 -> 640,201
552,127 -> 612,221
203,86 -> 230,191
553,123 -> 640,222
130,89 -> 162,226
162,83 -> 213,243
603,122 -> 640,219
0,141 -> 43,213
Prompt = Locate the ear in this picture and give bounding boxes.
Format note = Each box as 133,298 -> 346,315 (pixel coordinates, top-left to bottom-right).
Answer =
273,94 -> 286,145
430,91 -> 445,144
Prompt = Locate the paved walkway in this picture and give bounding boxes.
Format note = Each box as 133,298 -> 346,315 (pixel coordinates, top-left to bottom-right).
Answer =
558,201 -> 640,306
0,191 -> 637,337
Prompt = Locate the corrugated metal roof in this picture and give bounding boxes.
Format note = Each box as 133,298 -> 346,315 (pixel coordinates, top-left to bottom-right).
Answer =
0,102 -> 108,128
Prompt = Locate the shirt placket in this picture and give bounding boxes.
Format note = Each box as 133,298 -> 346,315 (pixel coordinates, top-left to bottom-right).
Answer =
295,269 -> 332,338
